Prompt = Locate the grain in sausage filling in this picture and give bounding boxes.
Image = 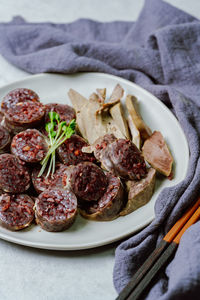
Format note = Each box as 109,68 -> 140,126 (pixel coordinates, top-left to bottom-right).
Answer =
35,189 -> 77,232
11,129 -> 48,163
0,193 -> 34,230
0,154 -> 30,193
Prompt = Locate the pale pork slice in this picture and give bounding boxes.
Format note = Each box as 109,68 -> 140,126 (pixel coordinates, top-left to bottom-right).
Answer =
68,89 -> 88,139
142,131 -> 173,177
85,93 -> 102,144
68,89 -> 87,110
110,102 -> 130,139
127,114 -> 141,149
126,95 -> 152,141
95,112 -> 124,140
120,168 -> 156,216
96,84 -> 124,113
96,88 -> 106,103
109,84 -> 124,103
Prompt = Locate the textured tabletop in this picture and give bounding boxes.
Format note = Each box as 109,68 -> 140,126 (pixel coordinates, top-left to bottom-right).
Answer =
0,1 -> 199,299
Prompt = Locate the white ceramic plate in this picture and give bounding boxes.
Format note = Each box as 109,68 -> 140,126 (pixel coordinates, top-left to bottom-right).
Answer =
0,73 -> 189,250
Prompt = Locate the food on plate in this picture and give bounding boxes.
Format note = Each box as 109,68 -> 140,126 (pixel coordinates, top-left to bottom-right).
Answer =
126,94 -> 152,141
1,88 -> 39,113
35,189 -> 77,232
68,84 -> 126,143
142,131 -> 173,177
0,154 -> 30,193
45,103 -> 75,125
120,168 -> 156,215
67,162 -> 108,202
68,88 -> 88,138
0,83 -> 174,232
110,102 -> 130,139
97,83 -> 124,113
96,88 -> 106,102
0,125 -> 10,153
79,172 -> 124,221
39,114 -> 76,178
4,101 -> 45,134
32,164 -> 68,194
127,115 -> 140,149
0,193 -> 34,230
57,134 -> 96,166
83,134 -> 146,180
11,129 -> 48,163
105,138 -> 147,180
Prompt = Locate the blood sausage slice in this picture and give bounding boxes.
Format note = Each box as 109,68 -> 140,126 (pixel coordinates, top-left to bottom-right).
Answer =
11,129 -> 48,163
35,189 -> 77,232
0,193 -> 34,230
79,172 -> 124,221
0,154 -> 30,193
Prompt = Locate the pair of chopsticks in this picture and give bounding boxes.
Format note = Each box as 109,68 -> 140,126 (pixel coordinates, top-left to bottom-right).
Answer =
117,197 -> 200,300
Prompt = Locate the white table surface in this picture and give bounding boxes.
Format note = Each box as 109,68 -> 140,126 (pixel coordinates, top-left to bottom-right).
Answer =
0,1 -> 199,299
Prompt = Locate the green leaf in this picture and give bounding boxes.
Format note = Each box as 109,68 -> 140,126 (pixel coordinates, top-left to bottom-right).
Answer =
55,113 -> 60,122
51,131 -> 57,137
60,121 -> 66,127
69,119 -> 76,131
39,113 -> 76,178
45,122 -> 53,133
62,125 -> 67,132
49,111 -> 57,122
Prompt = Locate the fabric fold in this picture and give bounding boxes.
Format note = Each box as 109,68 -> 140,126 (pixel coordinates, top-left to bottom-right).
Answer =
0,0 -> 200,298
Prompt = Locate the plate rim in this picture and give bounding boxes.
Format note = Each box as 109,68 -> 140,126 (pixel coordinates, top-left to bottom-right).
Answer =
0,72 -> 189,250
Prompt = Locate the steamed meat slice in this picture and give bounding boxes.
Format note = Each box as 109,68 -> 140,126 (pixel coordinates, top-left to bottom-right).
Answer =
68,89 -> 88,138
68,86 -> 127,144
96,84 -> 124,113
97,113 -> 126,139
110,102 -> 130,139
127,115 -> 140,149
109,84 -> 124,104
120,168 -> 156,216
96,88 -> 106,103
68,88 -> 87,110
142,131 -> 173,177
126,95 -> 152,141
85,93 -> 102,143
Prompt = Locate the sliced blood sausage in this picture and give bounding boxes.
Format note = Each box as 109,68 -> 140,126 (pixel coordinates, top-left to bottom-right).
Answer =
4,101 -> 45,133
108,139 -> 147,180
0,193 -> 34,230
35,189 -> 77,232
11,129 -> 48,163
57,134 -> 96,166
93,135 -> 146,180
0,154 -> 30,193
32,164 -> 69,194
0,112 -> 4,124
79,172 -> 124,221
68,162 -> 108,201
0,125 -> 10,153
93,134 -> 117,161
1,88 -> 39,113
45,103 -> 76,125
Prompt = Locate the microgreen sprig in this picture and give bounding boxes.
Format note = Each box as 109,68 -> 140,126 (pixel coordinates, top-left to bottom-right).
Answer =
38,112 -> 76,178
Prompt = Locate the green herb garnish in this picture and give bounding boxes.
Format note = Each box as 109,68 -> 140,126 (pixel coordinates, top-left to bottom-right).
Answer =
38,112 -> 76,178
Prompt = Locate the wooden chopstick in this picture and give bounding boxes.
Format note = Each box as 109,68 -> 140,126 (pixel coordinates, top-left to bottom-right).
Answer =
117,197 -> 200,300
128,206 -> 200,300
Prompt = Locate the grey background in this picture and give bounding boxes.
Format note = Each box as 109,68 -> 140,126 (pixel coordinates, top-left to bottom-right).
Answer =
0,1 -> 199,299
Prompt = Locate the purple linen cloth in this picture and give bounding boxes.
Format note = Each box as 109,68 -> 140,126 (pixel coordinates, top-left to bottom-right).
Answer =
0,0 -> 200,298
